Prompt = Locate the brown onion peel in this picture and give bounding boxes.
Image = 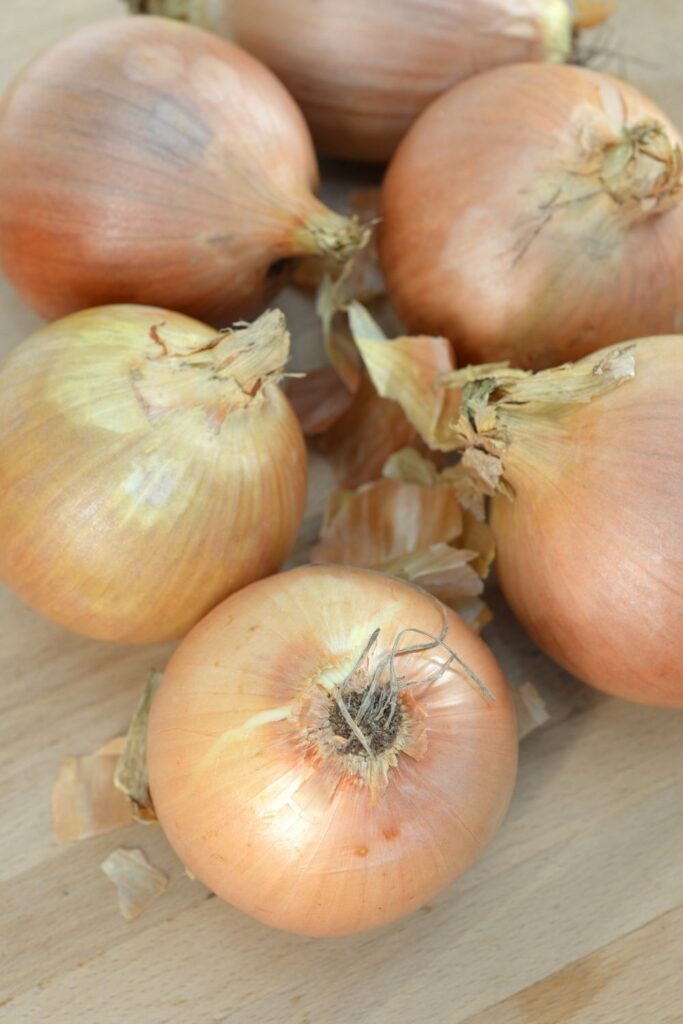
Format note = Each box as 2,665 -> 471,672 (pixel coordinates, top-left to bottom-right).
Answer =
101,848 -> 168,922
114,671 -> 163,821
347,302 -> 460,451
312,450 -> 493,628
52,739 -> 134,843
317,374 -> 417,489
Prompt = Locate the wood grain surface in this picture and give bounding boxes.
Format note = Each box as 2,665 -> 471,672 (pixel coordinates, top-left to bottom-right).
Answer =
1,2 -> 682,1022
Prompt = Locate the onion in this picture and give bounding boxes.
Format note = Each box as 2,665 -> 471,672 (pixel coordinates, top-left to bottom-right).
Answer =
130,0 -> 574,163
380,64 -> 683,369
147,565 -> 518,935
0,17 -> 362,324
446,338 -> 683,707
0,305 -> 306,644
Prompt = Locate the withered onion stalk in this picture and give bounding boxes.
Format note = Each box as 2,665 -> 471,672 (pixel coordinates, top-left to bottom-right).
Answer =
148,566 -> 518,935
0,305 -> 306,644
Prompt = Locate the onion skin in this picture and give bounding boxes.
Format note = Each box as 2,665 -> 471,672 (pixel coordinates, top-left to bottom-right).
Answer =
0,17 -> 360,324
131,0 -> 572,163
0,305 -> 307,644
485,338 -> 683,707
380,64 -> 683,369
148,565 -> 518,936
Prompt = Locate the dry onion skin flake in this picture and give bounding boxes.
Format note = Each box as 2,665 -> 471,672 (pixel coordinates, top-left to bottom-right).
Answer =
449,338 -> 683,707
52,739 -> 133,843
130,0 -> 577,162
0,17 -> 362,323
101,848 -> 168,921
148,565 -> 518,936
380,64 -> 683,369
0,305 -> 306,644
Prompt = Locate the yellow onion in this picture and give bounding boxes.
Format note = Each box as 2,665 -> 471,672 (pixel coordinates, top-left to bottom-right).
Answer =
446,338 -> 683,707
0,17 -> 362,324
0,305 -> 306,644
148,565 -> 518,935
130,0 -> 574,163
380,64 -> 683,369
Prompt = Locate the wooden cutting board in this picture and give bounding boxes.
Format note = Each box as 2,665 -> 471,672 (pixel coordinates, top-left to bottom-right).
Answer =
1,2 -> 682,1022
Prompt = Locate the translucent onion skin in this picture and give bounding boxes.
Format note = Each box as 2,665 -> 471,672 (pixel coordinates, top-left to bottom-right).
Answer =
380,65 -> 683,369
148,566 -> 518,935
0,306 -> 307,644
132,0 -> 572,163
489,338 -> 683,707
0,18 -> 359,324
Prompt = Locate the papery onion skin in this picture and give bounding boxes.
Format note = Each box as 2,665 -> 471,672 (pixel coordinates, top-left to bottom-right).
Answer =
380,64 -> 683,369
131,0 -> 572,163
0,17 -> 359,324
488,338 -> 683,707
0,305 -> 307,645
147,565 -> 518,936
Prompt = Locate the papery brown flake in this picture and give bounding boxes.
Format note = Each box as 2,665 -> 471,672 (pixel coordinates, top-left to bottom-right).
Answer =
52,739 -> 133,843
348,302 -> 460,451
114,670 -> 162,823
318,374 -> 417,488
101,847 -> 168,922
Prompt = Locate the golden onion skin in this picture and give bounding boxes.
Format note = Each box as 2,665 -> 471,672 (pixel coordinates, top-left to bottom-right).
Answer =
491,337 -> 683,706
148,565 -> 518,935
0,305 -> 307,644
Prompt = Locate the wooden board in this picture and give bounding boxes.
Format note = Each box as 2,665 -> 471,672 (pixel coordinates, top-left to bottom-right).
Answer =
1,2 -> 683,1022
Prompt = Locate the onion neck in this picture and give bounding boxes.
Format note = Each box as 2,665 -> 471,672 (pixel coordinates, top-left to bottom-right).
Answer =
131,309 -> 291,427
600,120 -> 683,220
447,346 -> 636,498
539,0 -> 573,63
291,203 -> 370,265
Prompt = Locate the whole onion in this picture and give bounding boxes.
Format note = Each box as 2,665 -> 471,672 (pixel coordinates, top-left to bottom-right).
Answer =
148,565 -> 518,935
449,338 -> 683,707
0,305 -> 306,644
0,17 -> 361,324
380,64 -> 683,369
130,0 -> 574,163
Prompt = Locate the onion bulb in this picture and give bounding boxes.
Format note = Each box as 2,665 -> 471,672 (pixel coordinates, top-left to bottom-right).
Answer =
130,0 -> 574,163
447,338 -> 683,707
148,565 -> 518,935
380,64 -> 683,369
0,17 -> 362,324
0,305 -> 306,644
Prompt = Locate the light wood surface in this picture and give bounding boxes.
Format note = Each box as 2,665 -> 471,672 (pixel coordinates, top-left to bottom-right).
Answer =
1,3 -> 683,1022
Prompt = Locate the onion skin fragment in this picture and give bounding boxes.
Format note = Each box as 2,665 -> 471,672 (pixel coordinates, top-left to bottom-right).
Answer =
148,565 -> 518,936
380,64 -> 683,369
